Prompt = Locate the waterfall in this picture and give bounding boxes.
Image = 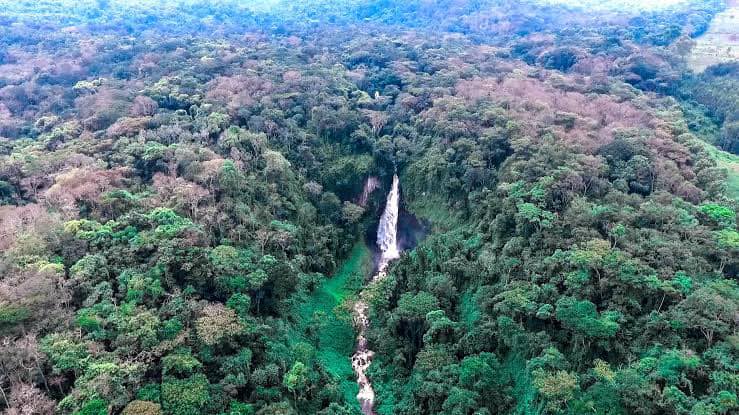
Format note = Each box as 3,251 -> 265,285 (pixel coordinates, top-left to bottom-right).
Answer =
375,174 -> 400,272
351,174 -> 401,415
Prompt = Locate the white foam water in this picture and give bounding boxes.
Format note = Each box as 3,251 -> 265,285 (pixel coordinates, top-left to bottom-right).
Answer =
351,174 -> 401,415
375,174 -> 401,271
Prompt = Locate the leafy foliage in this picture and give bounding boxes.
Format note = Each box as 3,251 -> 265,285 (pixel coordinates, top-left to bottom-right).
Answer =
0,1 -> 736,415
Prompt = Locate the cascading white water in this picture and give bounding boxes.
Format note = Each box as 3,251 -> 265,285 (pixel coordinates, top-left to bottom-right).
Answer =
351,174 -> 401,415
375,174 -> 401,272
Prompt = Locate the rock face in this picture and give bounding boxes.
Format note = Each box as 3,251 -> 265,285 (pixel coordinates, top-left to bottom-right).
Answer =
351,174 -> 400,415
357,176 -> 380,207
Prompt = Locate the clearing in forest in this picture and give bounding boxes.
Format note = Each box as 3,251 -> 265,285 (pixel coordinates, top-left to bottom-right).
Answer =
687,0 -> 739,72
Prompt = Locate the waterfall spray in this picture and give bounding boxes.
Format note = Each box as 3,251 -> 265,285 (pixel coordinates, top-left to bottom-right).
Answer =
352,174 -> 401,415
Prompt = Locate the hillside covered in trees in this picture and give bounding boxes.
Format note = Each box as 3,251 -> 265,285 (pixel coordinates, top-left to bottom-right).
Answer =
0,1 -> 737,414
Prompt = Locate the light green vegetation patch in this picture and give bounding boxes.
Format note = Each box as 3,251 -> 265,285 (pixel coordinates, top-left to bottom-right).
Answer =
290,242 -> 373,407
700,141 -> 739,200
459,289 -> 481,330
504,353 -> 540,415
679,101 -> 739,200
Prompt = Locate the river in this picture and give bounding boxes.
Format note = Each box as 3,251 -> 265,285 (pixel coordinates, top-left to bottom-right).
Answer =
351,174 -> 401,415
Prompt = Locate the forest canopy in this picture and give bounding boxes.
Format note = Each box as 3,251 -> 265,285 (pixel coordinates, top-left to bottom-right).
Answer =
0,1 -> 737,415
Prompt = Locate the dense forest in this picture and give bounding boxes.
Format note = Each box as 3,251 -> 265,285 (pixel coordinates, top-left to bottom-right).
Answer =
0,1 -> 737,414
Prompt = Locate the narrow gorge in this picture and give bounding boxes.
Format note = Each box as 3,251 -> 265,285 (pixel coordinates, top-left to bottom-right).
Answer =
351,174 -> 401,415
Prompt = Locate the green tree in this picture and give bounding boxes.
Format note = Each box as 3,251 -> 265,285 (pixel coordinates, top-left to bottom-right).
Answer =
555,297 -> 621,339
283,361 -> 309,401
674,280 -> 739,346
161,374 -> 210,415
532,370 -> 579,413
